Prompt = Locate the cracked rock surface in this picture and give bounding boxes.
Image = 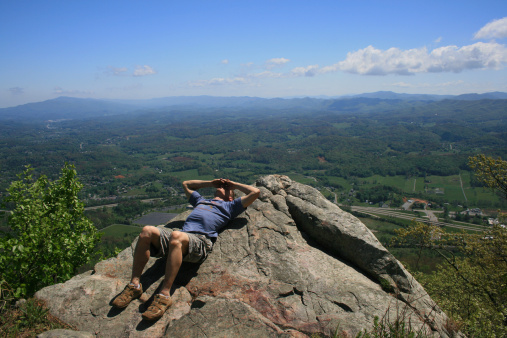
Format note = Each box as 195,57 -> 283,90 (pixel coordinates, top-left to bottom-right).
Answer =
35,175 -> 452,337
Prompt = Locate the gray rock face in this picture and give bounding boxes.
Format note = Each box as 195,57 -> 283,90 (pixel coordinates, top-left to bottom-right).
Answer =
37,329 -> 95,338
35,175 -> 452,337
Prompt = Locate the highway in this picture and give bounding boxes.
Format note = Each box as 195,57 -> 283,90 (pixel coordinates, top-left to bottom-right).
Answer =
349,206 -> 489,232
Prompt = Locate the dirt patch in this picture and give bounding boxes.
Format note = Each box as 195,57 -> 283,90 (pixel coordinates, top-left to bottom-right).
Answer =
403,197 -> 429,204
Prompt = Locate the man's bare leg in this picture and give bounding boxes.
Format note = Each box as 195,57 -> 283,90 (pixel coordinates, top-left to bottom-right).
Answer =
159,231 -> 189,297
131,226 -> 161,286
141,231 -> 190,320
112,226 -> 161,309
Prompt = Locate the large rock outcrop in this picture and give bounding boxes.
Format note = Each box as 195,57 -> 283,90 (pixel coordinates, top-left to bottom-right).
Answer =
35,175 -> 453,337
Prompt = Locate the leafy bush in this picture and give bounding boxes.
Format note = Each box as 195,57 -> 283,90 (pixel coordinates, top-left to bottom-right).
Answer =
0,163 -> 101,298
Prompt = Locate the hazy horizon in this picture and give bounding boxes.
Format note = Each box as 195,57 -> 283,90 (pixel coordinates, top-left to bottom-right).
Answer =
2,1 -> 507,108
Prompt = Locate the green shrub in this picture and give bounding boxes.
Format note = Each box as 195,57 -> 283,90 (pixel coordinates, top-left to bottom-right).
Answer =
0,164 -> 101,298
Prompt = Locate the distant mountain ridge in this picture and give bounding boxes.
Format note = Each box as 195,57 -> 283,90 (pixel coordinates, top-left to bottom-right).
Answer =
1,91 -> 506,122
346,91 -> 507,101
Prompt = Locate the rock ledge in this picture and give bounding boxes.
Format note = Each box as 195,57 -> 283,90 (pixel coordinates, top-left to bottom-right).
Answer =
36,175 -> 452,337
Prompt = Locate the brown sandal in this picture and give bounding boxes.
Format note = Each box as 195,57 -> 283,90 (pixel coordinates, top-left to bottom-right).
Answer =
112,283 -> 143,309
142,294 -> 173,321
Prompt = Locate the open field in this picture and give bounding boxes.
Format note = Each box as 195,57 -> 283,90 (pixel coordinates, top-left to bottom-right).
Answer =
99,224 -> 142,237
162,164 -> 504,208
108,164 -> 506,212
166,169 -> 214,181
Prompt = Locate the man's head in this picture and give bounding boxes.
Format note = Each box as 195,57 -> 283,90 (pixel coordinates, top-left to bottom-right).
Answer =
214,186 -> 235,201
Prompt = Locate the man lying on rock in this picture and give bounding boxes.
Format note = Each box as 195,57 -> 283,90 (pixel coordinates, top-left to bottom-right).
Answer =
112,178 -> 260,321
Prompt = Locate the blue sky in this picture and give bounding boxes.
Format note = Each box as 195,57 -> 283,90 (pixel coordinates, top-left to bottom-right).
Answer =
1,0 -> 507,108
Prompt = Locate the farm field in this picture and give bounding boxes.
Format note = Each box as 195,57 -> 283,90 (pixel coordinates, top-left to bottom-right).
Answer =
100,224 -> 142,237
157,166 -> 504,209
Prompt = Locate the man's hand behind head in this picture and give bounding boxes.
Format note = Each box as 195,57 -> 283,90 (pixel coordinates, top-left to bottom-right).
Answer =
211,178 -> 227,188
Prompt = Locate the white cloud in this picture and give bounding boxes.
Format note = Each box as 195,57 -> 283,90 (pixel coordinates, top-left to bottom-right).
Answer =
250,71 -> 283,78
334,42 -> 507,75
337,46 -> 429,75
107,66 -> 128,76
9,87 -> 24,95
133,65 -> 156,77
427,42 -> 507,72
54,86 -> 94,96
189,77 -> 248,87
392,80 -> 464,89
290,64 -> 319,77
189,71 -> 285,88
187,35 -> 507,88
474,17 -> 507,40
435,37 -> 442,43
265,57 -> 290,69
392,82 -> 413,88
221,59 -> 229,64
437,80 -> 465,87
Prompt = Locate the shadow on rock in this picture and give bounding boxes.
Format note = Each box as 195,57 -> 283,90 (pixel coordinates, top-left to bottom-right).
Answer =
136,318 -> 158,331
225,217 -> 248,231
163,220 -> 185,229
174,262 -> 200,286
106,305 -> 126,318
139,257 -> 166,291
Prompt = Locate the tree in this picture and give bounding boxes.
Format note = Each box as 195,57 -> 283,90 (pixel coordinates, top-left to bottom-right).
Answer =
468,154 -> 507,199
0,163 -> 100,298
392,154 -> 507,336
394,223 -> 507,336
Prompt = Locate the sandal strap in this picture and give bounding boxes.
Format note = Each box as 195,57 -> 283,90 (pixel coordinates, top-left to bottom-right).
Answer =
150,295 -> 171,310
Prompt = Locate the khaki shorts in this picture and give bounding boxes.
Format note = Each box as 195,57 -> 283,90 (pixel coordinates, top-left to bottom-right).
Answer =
150,228 -> 213,264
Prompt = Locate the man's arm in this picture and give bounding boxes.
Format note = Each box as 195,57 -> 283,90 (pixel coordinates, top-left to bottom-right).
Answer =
182,179 -> 223,199
224,180 -> 260,208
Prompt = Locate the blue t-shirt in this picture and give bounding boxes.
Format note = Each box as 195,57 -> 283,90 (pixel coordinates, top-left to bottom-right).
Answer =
182,191 -> 246,239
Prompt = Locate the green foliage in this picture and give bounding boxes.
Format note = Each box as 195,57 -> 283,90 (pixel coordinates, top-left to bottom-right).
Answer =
0,163 -> 101,298
0,100 -> 506,212
356,315 -> 420,338
356,185 -> 403,204
0,279 -> 14,313
0,297 -> 72,337
394,222 -> 507,336
113,200 -> 148,220
469,154 -> 507,199
379,278 -> 395,293
17,298 -> 49,328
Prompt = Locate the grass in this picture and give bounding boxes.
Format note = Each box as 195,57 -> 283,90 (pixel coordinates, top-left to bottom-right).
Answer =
0,298 -> 73,337
358,216 -> 445,274
360,217 -> 400,244
100,224 -> 142,237
280,172 -> 317,185
99,147 -> 503,209
157,151 -> 228,167
360,175 -> 410,191
167,169 -> 214,181
424,174 -> 464,200
403,177 -> 418,192
342,172 -> 505,208
122,187 -> 145,196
